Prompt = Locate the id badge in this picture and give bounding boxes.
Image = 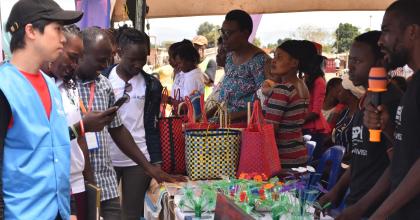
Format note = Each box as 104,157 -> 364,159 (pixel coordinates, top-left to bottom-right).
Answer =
85,132 -> 99,150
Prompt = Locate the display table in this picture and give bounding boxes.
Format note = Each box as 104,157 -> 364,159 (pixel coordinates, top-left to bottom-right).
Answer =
174,207 -> 334,220
144,179 -> 334,220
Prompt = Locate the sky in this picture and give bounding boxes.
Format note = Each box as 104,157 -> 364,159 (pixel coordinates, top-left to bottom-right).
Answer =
146,11 -> 385,46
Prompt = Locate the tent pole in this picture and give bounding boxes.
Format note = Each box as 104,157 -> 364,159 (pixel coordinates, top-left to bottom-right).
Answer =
135,0 -> 146,31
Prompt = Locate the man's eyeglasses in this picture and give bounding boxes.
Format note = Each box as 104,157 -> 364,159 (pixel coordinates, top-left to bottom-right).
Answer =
122,82 -> 132,103
218,28 -> 239,38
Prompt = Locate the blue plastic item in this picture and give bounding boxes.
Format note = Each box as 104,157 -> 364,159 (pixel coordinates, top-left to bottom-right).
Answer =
312,145 -> 346,190
306,141 -> 317,163
190,93 -> 202,119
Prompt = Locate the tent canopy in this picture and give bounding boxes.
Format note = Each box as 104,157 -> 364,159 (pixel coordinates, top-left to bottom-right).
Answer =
146,0 -> 395,18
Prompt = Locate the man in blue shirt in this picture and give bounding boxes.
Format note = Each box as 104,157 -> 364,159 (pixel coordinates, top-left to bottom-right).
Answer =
0,0 -> 83,219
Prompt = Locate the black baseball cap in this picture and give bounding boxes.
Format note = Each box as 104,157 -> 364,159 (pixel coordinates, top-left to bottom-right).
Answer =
6,0 -> 83,34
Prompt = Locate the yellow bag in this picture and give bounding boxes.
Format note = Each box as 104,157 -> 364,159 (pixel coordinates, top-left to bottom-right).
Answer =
185,128 -> 241,180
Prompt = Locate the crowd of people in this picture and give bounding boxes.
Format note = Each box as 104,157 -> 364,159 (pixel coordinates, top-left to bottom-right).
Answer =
0,0 -> 419,219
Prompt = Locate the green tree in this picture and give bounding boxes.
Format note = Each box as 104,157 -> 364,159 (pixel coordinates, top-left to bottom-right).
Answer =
334,23 -> 360,53
197,22 -> 220,48
253,37 -> 262,47
323,44 -> 335,54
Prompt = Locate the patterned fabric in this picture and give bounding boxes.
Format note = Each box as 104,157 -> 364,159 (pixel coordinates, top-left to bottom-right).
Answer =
218,52 -> 268,113
185,129 -> 241,180
263,82 -> 309,168
77,74 -> 122,201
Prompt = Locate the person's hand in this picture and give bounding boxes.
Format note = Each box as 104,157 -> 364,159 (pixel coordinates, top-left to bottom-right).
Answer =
363,104 -> 390,131
318,191 -> 337,209
83,107 -> 118,132
262,80 -> 271,89
261,81 -> 273,96
163,95 -> 180,107
314,192 -> 336,217
335,204 -> 364,220
145,164 -> 187,183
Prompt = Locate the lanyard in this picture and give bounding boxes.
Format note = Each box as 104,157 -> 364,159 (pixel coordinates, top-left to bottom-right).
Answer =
79,82 -> 95,114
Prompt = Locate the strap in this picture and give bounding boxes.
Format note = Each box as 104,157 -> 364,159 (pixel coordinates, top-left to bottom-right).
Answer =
174,88 -> 181,102
161,87 -> 169,117
168,118 -> 176,173
181,96 -> 195,122
80,82 -> 95,114
172,88 -> 181,114
248,100 -> 265,130
200,94 -> 208,123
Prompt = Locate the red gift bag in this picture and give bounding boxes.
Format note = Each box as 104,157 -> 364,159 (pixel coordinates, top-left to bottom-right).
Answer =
158,88 -> 186,174
236,100 -> 281,177
184,95 -> 219,130
186,95 -> 248,130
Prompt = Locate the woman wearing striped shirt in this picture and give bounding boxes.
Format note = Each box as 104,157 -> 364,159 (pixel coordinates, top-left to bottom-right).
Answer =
263,40 -> 311,168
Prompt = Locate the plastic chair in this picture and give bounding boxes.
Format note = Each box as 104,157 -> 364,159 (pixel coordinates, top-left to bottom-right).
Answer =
338,188 -> 350,210
306,141 -> 317,163
329,187 -> 350,216
311,145 -> 346,190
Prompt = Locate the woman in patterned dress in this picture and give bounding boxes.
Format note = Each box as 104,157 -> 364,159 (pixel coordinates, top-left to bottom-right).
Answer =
217,9 -> 271,123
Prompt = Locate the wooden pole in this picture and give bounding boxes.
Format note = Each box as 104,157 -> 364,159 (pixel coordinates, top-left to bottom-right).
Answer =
135,0 -> 146,31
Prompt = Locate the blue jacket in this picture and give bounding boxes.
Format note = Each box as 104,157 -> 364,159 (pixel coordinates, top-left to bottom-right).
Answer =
0,63 -> 71,220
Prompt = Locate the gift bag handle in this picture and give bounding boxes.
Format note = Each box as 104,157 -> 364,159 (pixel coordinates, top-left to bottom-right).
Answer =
179,96 -> 195,122
174,88 -> 181,101
161,87 -> 169,117
172,88 -> 182,115
200,94 -> 209,123
248,100 -> 266,131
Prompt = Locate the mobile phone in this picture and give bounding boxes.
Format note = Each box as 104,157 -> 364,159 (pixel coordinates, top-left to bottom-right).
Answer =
113,95 -> 129,108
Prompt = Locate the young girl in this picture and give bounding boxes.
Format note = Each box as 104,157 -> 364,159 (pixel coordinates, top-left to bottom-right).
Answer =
168,41 -> 183,78
263,40 -> 310,168
171,39 -> 204,99
301,41 -> 330,159
322,77 -> 346,130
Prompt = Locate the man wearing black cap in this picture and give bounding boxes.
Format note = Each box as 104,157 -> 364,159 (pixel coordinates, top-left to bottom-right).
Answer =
0,0 -> 82,219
